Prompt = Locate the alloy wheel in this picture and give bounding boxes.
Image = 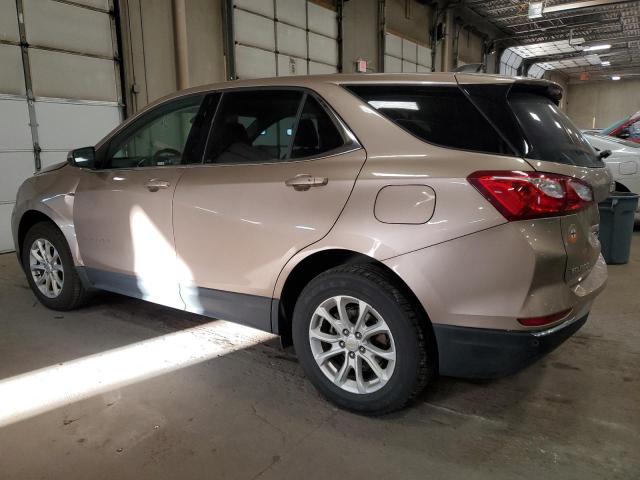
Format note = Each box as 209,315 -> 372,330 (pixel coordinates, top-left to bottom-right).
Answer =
308,295 -> 396,394
29,238 -> 64,299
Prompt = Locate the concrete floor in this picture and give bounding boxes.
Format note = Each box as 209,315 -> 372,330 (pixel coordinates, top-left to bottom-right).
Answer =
0,235 -> 638,480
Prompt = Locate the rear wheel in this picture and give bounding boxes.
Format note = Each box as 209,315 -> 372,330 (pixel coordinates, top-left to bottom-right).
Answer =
292,264 -> 433,415
22,221 -> 91,311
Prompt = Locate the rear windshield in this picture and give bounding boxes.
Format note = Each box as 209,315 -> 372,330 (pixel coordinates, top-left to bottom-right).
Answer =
508,92 -> 601,167
345,85 -> 512,156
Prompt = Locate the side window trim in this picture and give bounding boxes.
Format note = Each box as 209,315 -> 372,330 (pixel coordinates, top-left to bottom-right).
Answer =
285,92 -> 308,160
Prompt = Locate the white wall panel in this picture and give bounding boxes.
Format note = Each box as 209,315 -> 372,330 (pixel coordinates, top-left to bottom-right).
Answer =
23,0 -> 113,57
39,151 -> 69,170
234,9 -> 275,51
0,152 -> 34,202
35,101 -> 120,151
402,38 -> 417,63
0,99 -> 31,151
235,45 -> 276,79
385,33 -> 402,58
0,203 -> 15,253
276,0 -> 306,27
308,61 -> 337,74
417,65 -> 431,73
234,0 -> 274,18
30,49 -> 118,101
308,32 -> 338,66
0,45 -> 26,95
384,55 -> 402,73
277,54 -> 308,76
308,3 -> 337,38
277,23 -> 306,58
0,0 -> 19,42
72,0 -> 110,9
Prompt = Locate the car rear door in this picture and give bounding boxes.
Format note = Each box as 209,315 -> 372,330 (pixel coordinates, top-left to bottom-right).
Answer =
172,89 -> 366,330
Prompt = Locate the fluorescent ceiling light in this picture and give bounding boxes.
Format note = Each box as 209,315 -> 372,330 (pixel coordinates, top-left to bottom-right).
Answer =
583,44 -> 611,52
528,2 -> 544,19
369,100 -> 419,110
611,76 -> 621,80
601,61 -> 611,66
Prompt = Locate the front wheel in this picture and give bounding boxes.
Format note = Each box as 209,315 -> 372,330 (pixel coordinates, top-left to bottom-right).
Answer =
22,221 -> 91,311
292,264 -> 434,415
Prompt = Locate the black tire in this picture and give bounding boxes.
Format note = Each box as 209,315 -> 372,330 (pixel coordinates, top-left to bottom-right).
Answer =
22,221 -> 91,311
292,264 -> 434,415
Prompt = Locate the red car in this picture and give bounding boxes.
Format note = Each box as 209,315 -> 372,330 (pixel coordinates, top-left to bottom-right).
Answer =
602,110 -> 640,143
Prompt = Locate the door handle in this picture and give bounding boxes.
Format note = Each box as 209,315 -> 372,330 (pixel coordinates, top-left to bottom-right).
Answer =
145,179 -> 171,192
285,174 -> 328,191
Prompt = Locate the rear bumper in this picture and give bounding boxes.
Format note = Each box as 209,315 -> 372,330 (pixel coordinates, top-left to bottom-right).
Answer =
433,314 -> 588,378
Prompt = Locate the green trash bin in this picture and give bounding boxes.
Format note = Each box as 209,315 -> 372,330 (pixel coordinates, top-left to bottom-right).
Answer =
598,192 -> 639,265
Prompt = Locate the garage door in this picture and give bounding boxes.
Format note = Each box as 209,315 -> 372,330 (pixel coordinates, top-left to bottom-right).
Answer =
384,32 -> 431,73
0,0 -> 122,252
231,0 -> 339,79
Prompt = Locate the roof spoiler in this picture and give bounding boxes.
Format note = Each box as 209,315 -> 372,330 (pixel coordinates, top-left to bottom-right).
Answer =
511,78 -> 563,105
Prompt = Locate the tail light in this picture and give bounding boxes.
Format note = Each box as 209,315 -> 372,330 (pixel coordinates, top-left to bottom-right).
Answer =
468,171 -> 593,221
518,308 -> 572,327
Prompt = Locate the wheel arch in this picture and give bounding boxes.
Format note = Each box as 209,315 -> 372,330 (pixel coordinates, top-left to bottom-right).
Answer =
274,248 -> 437,356
17,210 -> 58,259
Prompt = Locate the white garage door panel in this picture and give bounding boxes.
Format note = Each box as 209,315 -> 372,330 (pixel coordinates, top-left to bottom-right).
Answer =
384,55 -> 402,73
308,61 -> 336,75
418,45 -> 432,68
30,49 -> 117,101
0,99 -> 31,150
234,9 -> 275,51
385,33 -> 402,58
276,0 -> 306,27
308,32 -> 338,66
23,0 -> 113,58
402,39 -> 417,63
0,45 -> 26,95
277,54 -> 308,76
35,101 -> 120,151
234,0 -> 274,18
417,65 -> 431,73
0,203 -> 16,253
235,45 -> 276,79
0,0 -> 19,42
277,23 -> 306,58
0,152 -> 34,202
402,60 -> 417,73
39,151 -> 71,170
307,3 -> 336,38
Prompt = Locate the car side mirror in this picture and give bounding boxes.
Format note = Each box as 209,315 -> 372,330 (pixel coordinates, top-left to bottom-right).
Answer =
618,128 -> 631,139
598,149 -> 612,160
67,146 -> 96,169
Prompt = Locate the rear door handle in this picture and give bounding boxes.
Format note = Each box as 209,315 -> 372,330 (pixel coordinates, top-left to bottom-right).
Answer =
145,179 -> 171,192
285,174 -> 328,191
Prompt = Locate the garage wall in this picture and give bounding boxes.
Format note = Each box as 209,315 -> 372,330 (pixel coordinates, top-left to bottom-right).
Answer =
0,0 -> 123,252
342,0 -> 379,73
119,0 -> 225,114
455,27 -> 483,66
566,79 -> 640,129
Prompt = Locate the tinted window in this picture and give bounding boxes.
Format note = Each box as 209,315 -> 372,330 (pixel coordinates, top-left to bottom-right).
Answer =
105,94 -> 205,168
205,90 -> 302,164
291,96 -> 345,158
509,92 -> 601,167
345,85 -> 510,155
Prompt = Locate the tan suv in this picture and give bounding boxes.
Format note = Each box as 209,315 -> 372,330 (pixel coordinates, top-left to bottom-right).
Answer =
12,73 -> 609,414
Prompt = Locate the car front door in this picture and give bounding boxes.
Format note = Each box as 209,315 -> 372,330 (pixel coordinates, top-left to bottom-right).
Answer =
172,89 -> 366,330
74,93 -> 213,308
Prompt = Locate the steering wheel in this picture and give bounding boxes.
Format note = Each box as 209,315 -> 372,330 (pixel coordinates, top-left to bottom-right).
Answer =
152,148 -> 182,165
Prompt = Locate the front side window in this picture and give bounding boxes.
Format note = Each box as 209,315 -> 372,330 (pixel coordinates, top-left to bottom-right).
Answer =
105,94 -> 206,169
205,90 -> 302,164
345,84 -> 510,155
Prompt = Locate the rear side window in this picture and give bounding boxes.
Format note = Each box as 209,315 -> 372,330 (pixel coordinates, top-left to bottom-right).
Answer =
508,92 -> 600,167
345,85 -> 511,155
291,96 -> 345,159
